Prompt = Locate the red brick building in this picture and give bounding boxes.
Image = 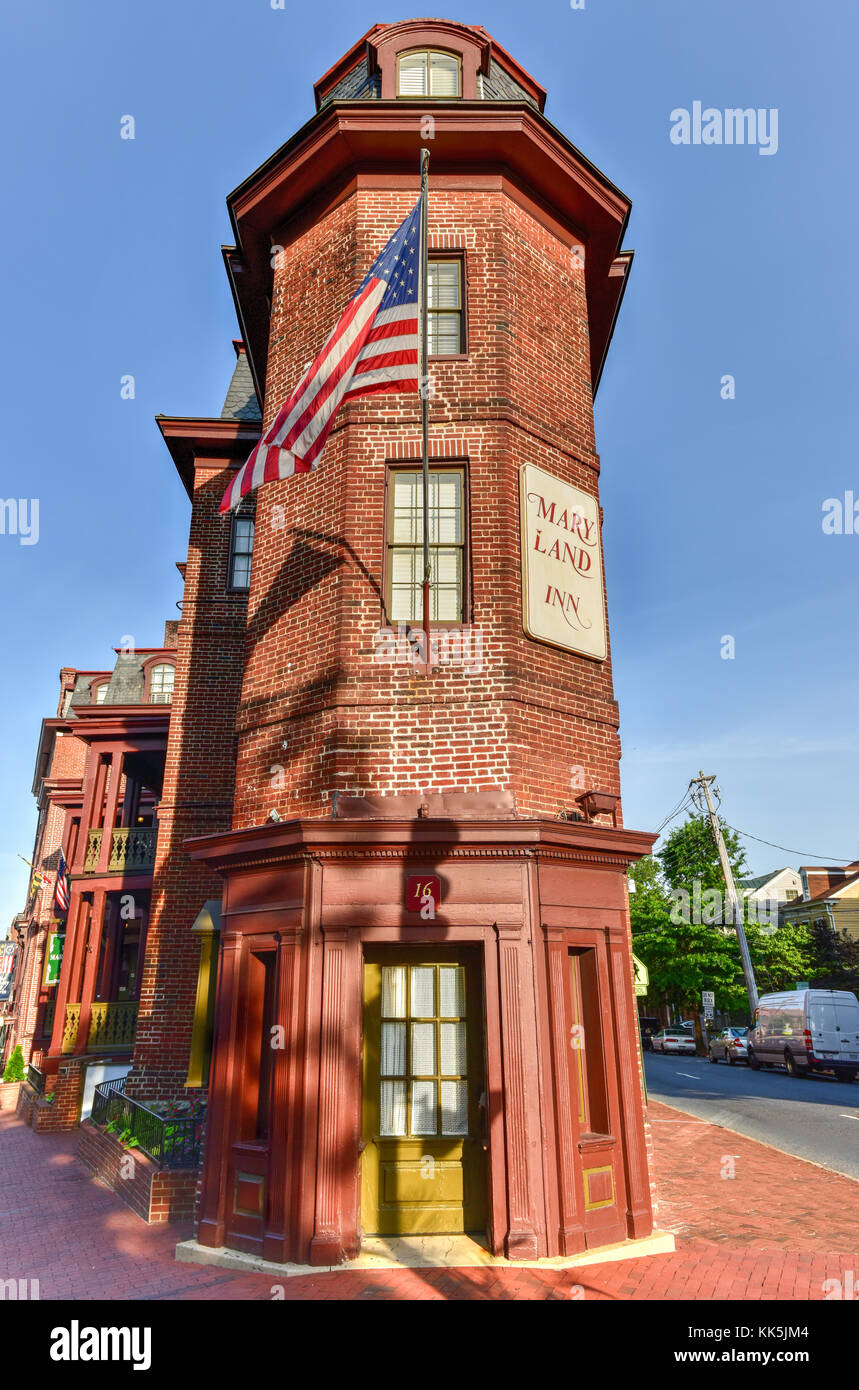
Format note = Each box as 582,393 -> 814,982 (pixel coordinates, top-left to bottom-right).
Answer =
6,639 -> 178,1127
12,18 -> 658,1263
177,18 -> 653,1265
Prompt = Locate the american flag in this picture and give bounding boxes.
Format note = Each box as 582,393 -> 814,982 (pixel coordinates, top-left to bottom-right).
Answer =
221,199 -> 422,514
54,850 -> 70,914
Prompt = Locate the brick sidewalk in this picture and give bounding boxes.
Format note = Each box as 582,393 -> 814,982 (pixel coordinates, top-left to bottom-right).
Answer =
1,1101 -> 856,1301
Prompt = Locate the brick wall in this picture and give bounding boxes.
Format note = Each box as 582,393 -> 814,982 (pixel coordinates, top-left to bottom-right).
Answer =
126,173 -> 627,1118
78,1120 -> 198,1224
127,457 -> 250,1103
24,1057 -> 85,1131
233,185 -> 622,828
0,1082 -> 21,1112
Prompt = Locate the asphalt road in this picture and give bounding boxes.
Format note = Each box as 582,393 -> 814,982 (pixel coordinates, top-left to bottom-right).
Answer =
644,1051 -> 859,1181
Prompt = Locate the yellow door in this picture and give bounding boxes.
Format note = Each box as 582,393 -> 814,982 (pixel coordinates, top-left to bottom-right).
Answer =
361,950 -> 487,1236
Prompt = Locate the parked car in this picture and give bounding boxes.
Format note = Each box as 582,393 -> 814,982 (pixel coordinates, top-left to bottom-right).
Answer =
747,989 -> 859,1082
651,1028 -> 697,1055
707,1026 -> 748,1065
638,1016 -> 661,1051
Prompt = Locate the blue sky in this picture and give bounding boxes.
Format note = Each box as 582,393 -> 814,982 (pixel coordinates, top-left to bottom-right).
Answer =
1,0 -> 857,930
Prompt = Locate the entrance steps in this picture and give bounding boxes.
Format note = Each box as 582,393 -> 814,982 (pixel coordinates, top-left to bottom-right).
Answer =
175,1228 -> 675,1277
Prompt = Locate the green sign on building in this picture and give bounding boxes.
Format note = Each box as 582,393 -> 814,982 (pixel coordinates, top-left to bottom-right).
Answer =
44,931 -> 65,987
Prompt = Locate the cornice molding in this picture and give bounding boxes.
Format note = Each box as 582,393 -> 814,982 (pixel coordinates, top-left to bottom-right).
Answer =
187,817 -> 653,877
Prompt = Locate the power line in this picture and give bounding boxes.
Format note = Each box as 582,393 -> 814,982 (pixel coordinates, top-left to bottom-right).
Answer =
651,788 -> 856,866
653,789 -> 695,837
722,823 -> 856,867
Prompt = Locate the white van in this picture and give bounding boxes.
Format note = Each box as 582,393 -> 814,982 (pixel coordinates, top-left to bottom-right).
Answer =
748,989 -> 859,1082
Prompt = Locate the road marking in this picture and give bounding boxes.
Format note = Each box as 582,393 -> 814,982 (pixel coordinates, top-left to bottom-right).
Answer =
840,1114 -> 859,1121
675,1072 -> 698,1079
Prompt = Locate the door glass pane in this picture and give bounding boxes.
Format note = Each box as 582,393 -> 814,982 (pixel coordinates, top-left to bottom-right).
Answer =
440,1021 -> 466,1075
381,1022 -> 406,1076
410,967 -> 435,1018
439,966 -> 465,1017
381,1080 -> 407,1136
410,1080 -> 437,1135
411,1022 -> 436,1075
381,965 -> 406,1018
440,1080 -> 468,1135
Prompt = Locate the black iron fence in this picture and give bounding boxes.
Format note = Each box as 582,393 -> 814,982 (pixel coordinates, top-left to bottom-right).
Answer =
90,1076 -> 203,1169
26,1063 -> 45,1095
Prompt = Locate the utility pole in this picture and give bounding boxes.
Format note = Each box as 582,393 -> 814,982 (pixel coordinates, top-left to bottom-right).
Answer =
690,771 -> 759,1017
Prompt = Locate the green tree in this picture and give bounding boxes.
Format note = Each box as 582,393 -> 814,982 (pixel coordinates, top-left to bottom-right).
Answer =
3,1044 -> 26,1083
632,814 -> 766,1038
633,813 -> 826,1027
659,812 -> 747,895
747,918 -> 816,995
630,856 -> 745,1042
808,920 -> 859,991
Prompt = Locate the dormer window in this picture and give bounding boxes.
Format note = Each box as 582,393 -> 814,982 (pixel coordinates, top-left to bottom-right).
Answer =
94,683 -> 108,704
397,49 -> 461,98
149,664 -> 174,705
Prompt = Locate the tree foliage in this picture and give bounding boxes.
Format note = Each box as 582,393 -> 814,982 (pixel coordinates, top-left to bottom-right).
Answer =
3,1044 -> 26,1083
630,813 -> 818,1025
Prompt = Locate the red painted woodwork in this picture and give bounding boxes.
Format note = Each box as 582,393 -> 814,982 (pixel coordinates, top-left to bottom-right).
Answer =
189,815 -> 655,1263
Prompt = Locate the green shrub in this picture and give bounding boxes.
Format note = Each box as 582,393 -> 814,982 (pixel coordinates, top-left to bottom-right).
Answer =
3,1045 -> 26,1083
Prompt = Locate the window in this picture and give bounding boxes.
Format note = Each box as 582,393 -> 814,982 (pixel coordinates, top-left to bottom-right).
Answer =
94,683 -> 108,704
387,468 -> 465,623
785,889 -> 799,901
229,515 -> 255,591
427,258 -> 464,356
397,49 -> 461,98
149,664 -> 174,705
379,964 -> 469,1138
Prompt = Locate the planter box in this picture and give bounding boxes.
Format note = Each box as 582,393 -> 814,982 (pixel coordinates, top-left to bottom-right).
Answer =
78,1119 -> 199,1225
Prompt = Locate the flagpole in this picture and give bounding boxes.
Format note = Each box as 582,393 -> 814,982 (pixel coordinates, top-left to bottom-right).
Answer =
419,146 -> 432,674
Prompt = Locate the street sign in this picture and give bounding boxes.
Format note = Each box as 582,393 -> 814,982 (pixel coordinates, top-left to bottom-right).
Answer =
704,1005 -> 714,1020
794,981 -> 809,991
701,990 -> 715,1007
632,954 -> 649,997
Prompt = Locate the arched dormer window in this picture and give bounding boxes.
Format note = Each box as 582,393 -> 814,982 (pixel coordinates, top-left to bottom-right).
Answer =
92,681 -> 109,704
149,663 -> 175,705
397,49 -> 461,98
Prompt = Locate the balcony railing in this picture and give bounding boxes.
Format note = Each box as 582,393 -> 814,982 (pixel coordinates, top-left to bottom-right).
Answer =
91,1076 -> 204,1169
61,1000 -> 138,1054
83,827 -> 157,874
